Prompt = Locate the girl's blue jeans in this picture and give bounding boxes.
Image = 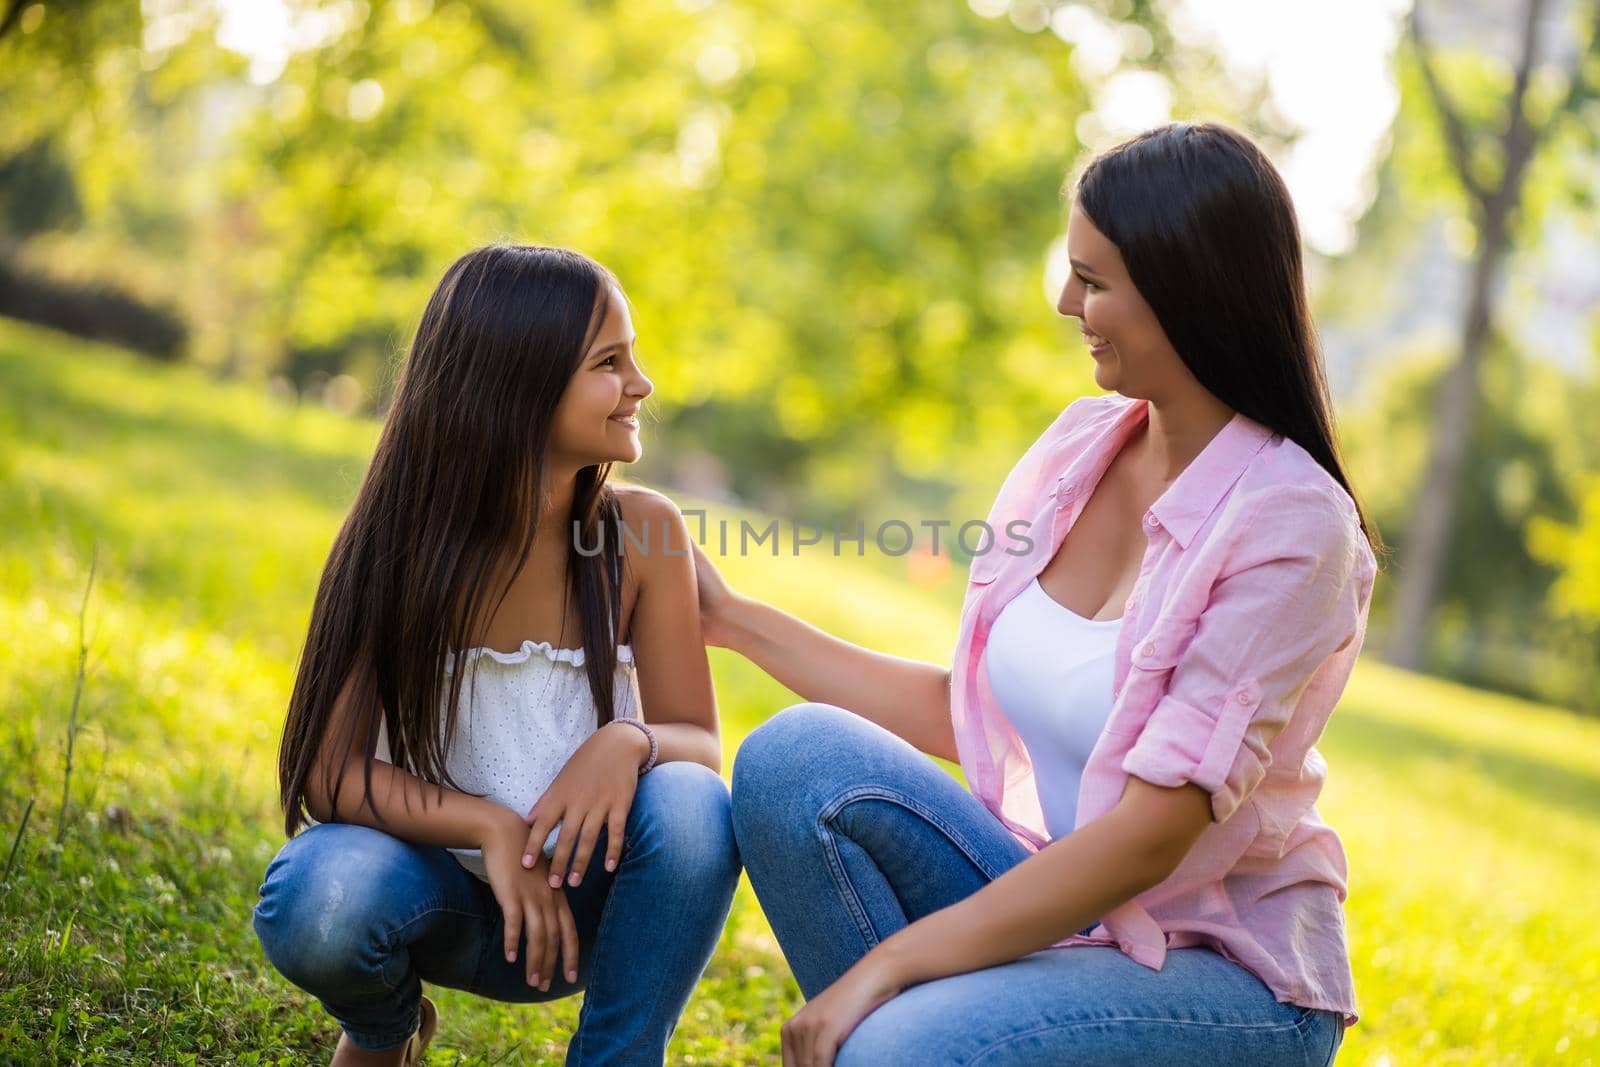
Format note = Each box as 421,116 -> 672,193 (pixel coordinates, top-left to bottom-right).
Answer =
251,761 -> 740,1065
731,702 -> 1347,1067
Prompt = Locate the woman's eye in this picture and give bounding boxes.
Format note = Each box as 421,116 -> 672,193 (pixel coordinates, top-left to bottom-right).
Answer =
598,356 -> 616,367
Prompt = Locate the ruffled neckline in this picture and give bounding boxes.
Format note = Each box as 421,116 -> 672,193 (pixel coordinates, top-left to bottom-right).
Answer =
446,641 -> 635,671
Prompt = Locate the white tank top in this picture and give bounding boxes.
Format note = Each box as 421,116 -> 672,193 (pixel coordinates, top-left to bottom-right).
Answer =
982,578 -> 1120,839
309,641 -> 641,883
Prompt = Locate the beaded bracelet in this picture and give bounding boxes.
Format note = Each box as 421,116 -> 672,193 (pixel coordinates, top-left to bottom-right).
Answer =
611,717 -> 658,775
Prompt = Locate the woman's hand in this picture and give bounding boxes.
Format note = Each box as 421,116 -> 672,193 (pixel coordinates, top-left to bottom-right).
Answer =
522,721 -> 649,889
478,807 -> 580,990
781,954 -> 904,1067
688,539 -> 742,649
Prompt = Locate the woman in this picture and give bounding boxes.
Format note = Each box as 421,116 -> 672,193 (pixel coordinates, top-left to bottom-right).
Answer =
693,122 -> 1377,1065
252,245 -> 740,1066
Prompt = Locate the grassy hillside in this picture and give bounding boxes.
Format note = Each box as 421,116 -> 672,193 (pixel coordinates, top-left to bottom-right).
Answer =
1,319 -> 1595,1065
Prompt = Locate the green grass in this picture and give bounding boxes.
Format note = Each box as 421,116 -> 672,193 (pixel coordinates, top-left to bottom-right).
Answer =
1,318 -> 1596,1065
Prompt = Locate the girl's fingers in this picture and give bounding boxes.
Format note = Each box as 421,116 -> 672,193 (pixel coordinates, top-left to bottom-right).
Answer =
566,810 -> 605,886
523,806 -> 559,869
604,807 -> 627,873
556,894 -> 580,984
534,894 -> 558,992
522,899 -> 544,988
548,810 -> 588,888
500,897 -> 522,967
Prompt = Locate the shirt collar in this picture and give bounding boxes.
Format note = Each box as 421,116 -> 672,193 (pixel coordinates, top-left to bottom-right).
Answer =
1059,397 -> 1276,551
1148,402 -> 1275,549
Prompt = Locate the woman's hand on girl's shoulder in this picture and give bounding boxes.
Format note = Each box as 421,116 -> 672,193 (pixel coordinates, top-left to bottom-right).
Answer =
478,807 -> 580,991
688,538 -> 742,649
521,721 -> 648,890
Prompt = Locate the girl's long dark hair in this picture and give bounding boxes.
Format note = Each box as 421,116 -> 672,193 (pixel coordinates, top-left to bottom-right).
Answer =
278,244 -> 629,837
1074,122 -> 1384,557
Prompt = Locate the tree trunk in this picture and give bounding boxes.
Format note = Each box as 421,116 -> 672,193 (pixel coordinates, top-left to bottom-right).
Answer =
1384,205 -> 1509,669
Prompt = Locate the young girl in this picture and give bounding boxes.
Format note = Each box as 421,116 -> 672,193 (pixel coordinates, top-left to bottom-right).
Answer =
694,122 -> 1376,1066
252,245 -> 740,1067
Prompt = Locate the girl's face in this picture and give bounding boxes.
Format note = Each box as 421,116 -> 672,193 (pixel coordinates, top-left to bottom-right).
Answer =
549,284 -> 654,468
1055,201 -> 1190,399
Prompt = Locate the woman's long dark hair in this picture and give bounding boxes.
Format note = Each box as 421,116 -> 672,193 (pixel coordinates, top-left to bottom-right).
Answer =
277,244 -> 630,837
1074,122 -> 1384,557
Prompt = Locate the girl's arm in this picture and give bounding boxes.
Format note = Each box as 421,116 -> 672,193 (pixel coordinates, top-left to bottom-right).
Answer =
305,679 -> 581,990
781,776 -> 1213,1066
521,486 -> 723,887
617,485 -> 722,770
691,541 -> 958,762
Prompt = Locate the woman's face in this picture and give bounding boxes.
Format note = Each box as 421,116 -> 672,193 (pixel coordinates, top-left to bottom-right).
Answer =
549,284 -> 654,468
1056,201 -> 1187,399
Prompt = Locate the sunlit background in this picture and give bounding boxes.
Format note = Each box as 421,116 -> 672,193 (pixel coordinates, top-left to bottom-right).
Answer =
2,0 -> 1598,1063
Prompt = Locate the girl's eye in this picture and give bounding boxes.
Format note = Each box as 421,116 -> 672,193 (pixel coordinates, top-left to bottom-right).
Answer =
598,356 -> 616,367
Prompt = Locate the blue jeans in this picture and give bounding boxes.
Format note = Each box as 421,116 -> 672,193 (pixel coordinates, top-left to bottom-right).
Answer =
732,703 -> 1346,1066
252,761 -> 741,1065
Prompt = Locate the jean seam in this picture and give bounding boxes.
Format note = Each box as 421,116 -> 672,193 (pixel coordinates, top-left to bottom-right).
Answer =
380,902 -> 483,994
963,1014 -> 1310,1067
814,783 -> 1013,951
572,831 -> 659,1066
819,784 -> 1016,881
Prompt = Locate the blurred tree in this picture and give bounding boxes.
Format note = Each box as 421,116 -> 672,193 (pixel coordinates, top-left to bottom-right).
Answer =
1384,0 -> 1600,670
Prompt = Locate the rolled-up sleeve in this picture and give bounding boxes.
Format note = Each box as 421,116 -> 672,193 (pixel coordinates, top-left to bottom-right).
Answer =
1121,485 -> 1364,824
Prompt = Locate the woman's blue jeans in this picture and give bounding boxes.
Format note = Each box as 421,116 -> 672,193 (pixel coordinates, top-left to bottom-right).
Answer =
731,703 -> 1347,1066
252,761 -> 741,1065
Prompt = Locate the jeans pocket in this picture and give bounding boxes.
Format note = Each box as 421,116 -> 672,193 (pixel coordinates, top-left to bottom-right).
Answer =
1295,1006 -> 1344,1067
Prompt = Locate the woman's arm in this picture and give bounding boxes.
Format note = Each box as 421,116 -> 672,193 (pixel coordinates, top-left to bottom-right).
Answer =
692,540 -> 958,762
780,776 -> 1213,1066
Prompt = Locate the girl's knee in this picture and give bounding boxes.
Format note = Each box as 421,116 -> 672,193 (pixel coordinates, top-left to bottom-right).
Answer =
251,824 -> 411,988
628,762 -> 739,882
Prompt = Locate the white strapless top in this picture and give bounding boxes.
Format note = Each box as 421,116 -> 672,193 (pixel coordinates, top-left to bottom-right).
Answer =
310,641 -> 641,883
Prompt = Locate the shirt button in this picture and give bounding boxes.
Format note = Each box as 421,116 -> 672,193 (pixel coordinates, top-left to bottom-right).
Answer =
1142,643 -> 1156,657
1237,691 -> 1252,704
1143,514 -> 1159,529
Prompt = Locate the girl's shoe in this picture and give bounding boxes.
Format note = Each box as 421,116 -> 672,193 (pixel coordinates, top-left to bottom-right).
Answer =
402,995 -> 438,1066
328,995 -> 438,1066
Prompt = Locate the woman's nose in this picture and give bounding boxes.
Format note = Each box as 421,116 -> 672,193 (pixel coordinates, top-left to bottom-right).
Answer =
1056,281 -> 1081,318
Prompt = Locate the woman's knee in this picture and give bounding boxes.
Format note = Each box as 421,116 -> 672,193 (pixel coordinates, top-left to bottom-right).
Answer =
251,823 -> 415,988
730,702 -> 868,834
732,702 -> 856,796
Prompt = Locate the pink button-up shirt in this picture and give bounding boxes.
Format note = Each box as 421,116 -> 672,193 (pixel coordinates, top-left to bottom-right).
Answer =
951,393 -> 1374,1027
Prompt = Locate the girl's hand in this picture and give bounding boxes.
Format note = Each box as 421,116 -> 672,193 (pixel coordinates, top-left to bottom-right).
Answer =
688,539 -> 740,649
479,808 -> 580,991
781,954 -> 903,1067
522,721 -> 648,889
